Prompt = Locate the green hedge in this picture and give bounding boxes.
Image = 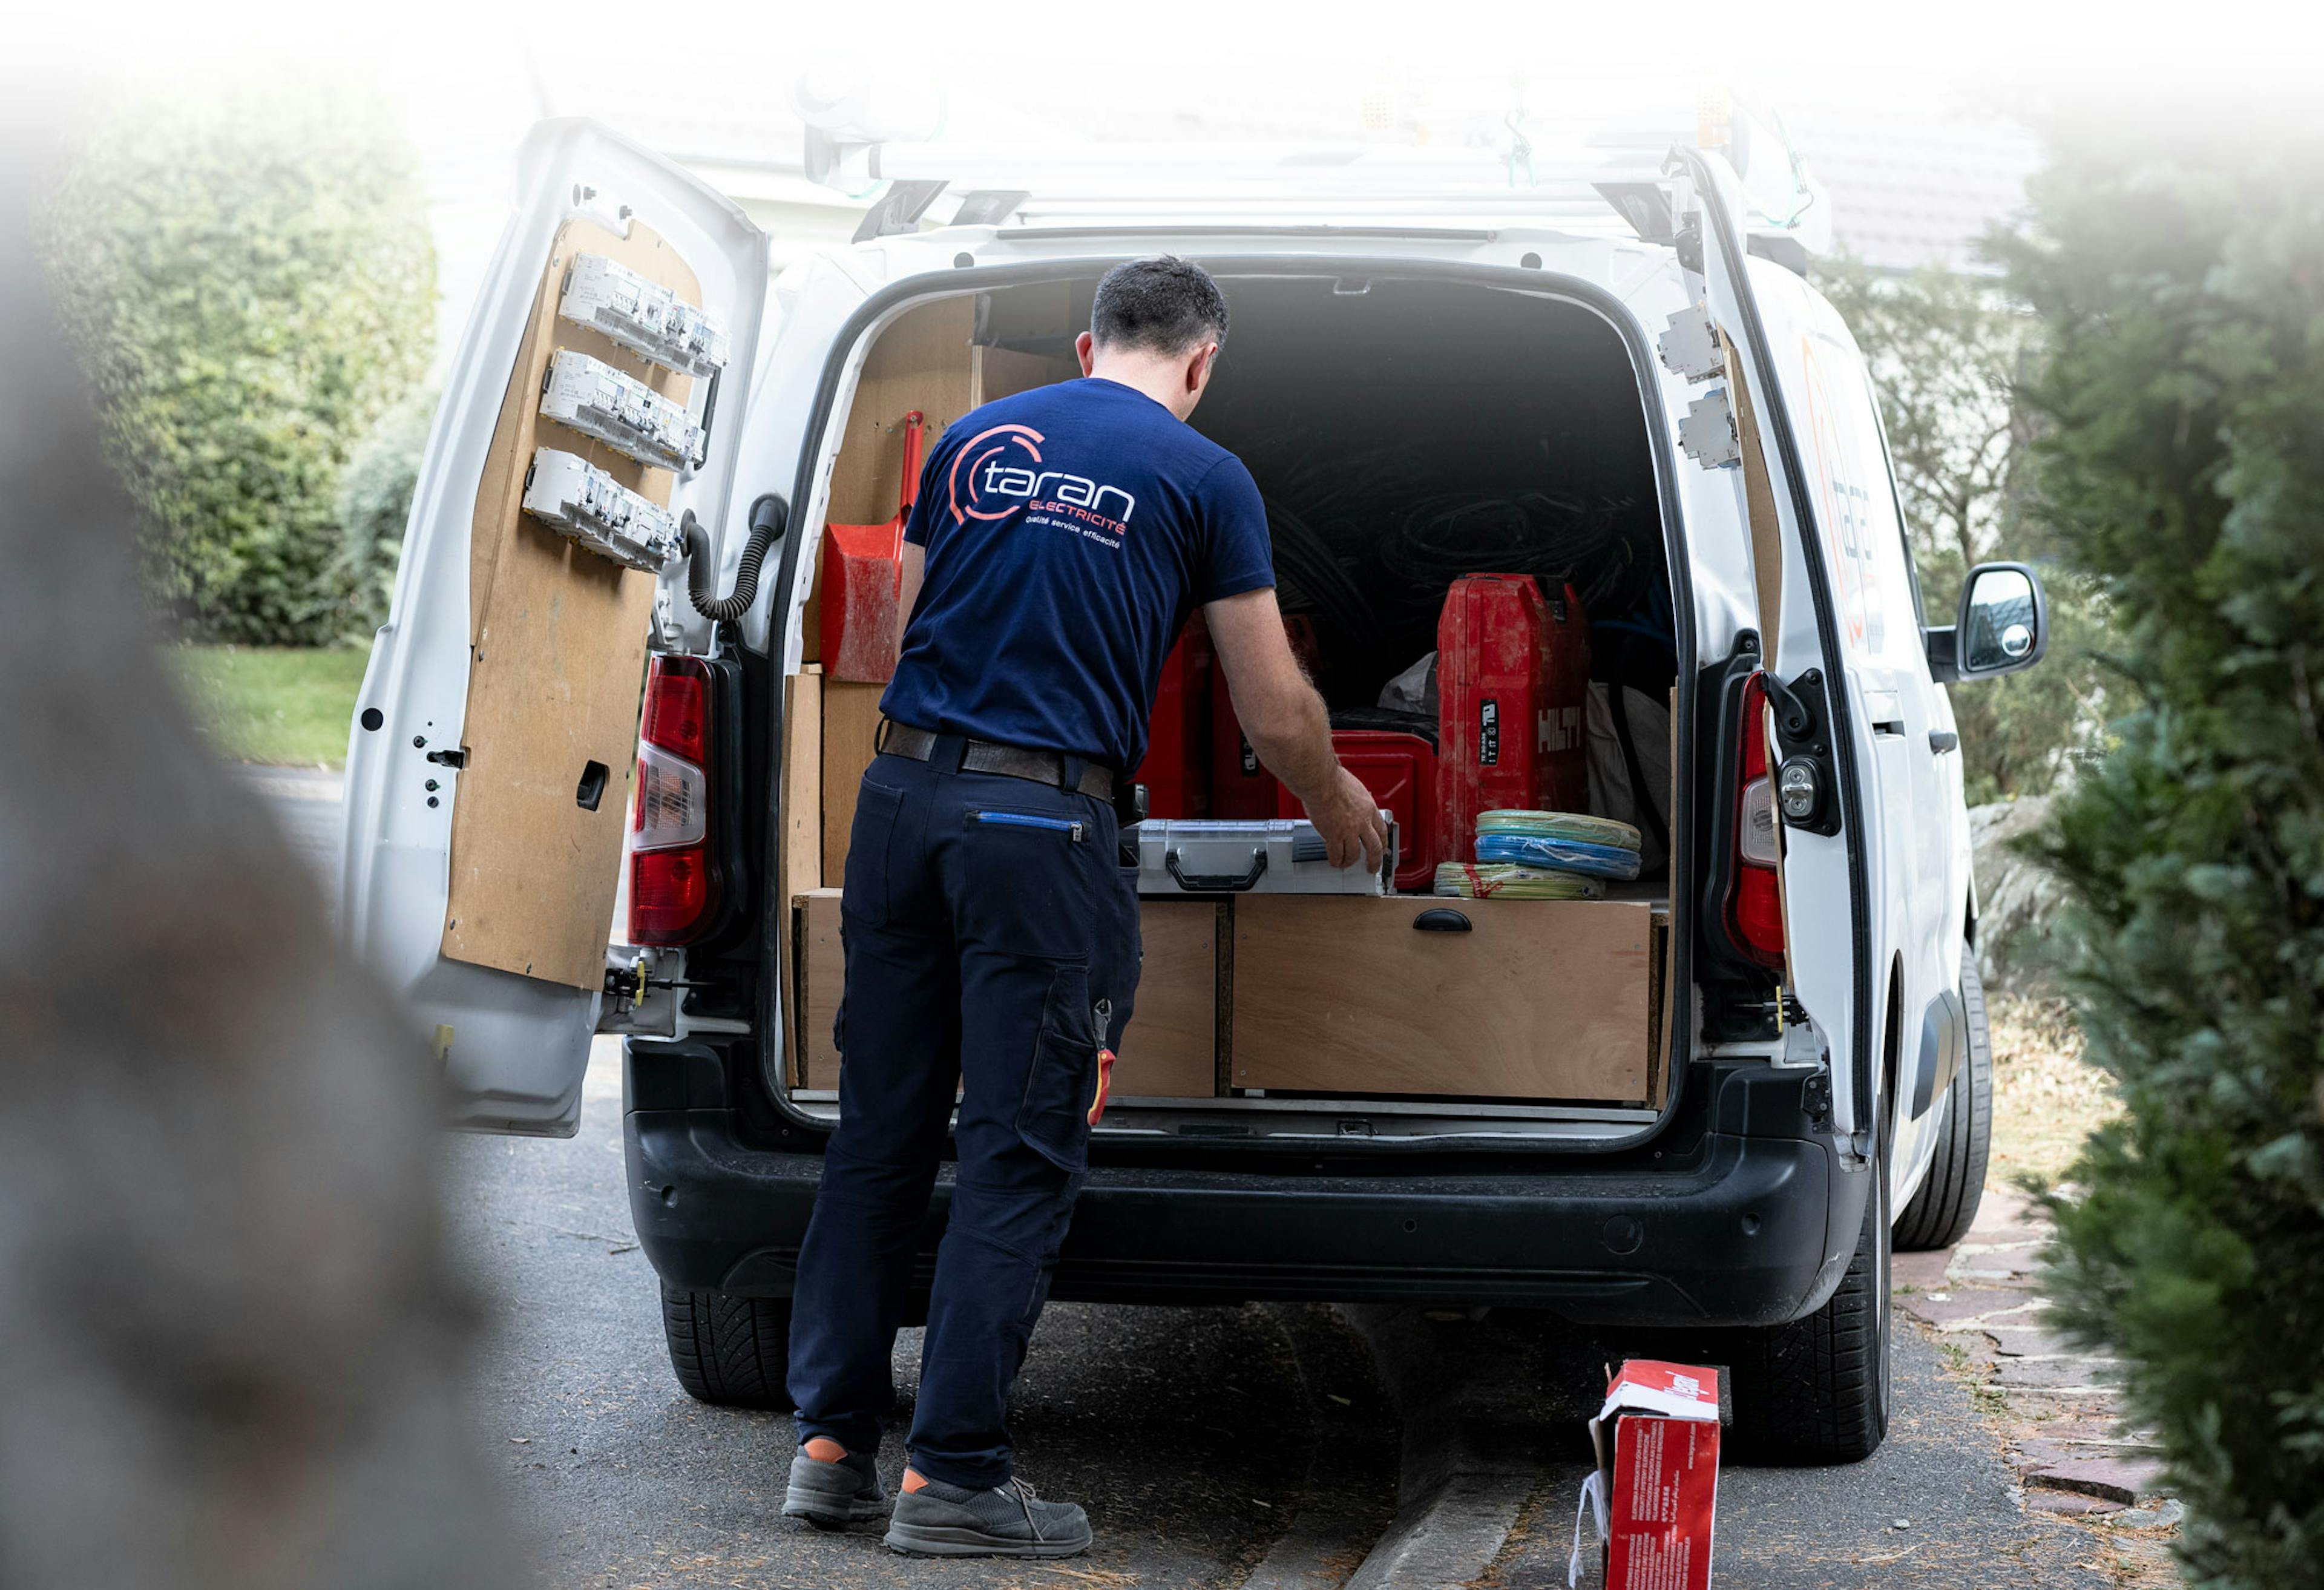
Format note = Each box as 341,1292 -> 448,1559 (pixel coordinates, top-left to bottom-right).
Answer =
42,89 -> 435,645
2003,114 -> 2324,1586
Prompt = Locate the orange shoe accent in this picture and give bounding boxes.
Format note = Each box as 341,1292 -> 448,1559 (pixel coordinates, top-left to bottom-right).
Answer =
902,1468 -> 931,1494
803,1437 -> 850,1464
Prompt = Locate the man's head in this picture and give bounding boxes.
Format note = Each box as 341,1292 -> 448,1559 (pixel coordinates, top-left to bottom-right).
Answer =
1075,256 -> 1229,420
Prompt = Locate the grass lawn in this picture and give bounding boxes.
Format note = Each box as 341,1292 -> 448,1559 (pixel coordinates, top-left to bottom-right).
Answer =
168,643 -> 372,769
1987,992 -> 2116,1190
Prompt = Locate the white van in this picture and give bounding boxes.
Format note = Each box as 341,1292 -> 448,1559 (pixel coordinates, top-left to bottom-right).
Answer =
343,116 -> 2047,1462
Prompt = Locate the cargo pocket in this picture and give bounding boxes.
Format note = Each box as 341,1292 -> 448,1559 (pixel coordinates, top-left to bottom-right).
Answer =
841,778 -> 906,928
1016,962 -> 1100,1174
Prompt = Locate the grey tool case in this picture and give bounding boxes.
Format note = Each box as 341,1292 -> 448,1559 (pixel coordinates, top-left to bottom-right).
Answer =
1134,815 -> 1396,896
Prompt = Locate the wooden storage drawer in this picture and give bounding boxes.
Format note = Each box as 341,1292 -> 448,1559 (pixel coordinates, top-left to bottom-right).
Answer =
1230,895 -> 1654,1104
1114,900 -> 1219,1099
790,890 -> 1218,1100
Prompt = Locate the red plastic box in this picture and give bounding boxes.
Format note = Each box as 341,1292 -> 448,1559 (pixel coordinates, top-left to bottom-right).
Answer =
1210,614 -> 1319,818
1571,1361 -> 1723,1590
1435,574 -> 1590,864
1137,613 -> 1212,820
819,411 -> 925,682
1276,729 -> 1437,892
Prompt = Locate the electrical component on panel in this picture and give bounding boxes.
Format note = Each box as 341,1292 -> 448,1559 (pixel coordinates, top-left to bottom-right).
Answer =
521,447 -> 682,571
1678,388 -> 1741,469
1656,304 -> 1725,381
539,349 -> 705,472
558,254 -> 729,377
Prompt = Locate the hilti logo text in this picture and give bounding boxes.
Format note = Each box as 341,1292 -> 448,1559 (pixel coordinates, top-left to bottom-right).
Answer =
1537,705 -> 1581,754
949,422 -> 1135,529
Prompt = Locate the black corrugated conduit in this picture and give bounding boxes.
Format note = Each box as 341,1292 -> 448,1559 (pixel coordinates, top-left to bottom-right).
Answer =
682,494 -> 787,623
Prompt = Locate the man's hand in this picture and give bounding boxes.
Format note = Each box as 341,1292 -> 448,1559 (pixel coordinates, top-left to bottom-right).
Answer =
1310,764 -> 1390,873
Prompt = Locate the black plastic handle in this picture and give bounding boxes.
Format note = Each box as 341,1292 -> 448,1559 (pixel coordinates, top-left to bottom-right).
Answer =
1165,847 -> 1269,893
1412,908 -> 1473,932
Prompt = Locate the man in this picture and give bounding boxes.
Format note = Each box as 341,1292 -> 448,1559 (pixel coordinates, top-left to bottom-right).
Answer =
783,257 -> 1386,1559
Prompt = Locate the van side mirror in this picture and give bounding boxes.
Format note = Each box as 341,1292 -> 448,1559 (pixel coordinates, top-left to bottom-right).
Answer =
1924,562 -> 2048,683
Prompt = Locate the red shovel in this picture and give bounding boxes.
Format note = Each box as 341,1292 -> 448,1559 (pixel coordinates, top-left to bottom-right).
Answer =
819,410 -> 925,682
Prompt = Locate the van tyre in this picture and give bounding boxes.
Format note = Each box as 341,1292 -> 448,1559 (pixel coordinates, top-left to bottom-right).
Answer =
1892,942 -> 1992,1252
1726,1153 -> 1891,1464
660,1285 -> 794,1410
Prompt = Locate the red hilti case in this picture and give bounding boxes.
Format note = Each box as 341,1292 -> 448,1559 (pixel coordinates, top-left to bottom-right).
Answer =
1572,1361 -> 1723,1590
1137,613 -> 1212,819
1435,575 -> 1590,864
1276,730 -> 1438,892
1212,615 -> 1319,818
819,411 -> 925,682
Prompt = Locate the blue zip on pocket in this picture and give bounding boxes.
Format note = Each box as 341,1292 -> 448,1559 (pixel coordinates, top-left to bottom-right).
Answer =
971,809 -> 1086,843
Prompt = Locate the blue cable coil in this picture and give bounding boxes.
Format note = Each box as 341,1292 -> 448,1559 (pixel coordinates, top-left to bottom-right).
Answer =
1474,832 -> 1644,881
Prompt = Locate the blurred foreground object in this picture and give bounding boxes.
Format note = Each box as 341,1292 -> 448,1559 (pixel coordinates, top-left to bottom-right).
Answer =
2001,107 -> 2324,1587
0,160 -> 501,1588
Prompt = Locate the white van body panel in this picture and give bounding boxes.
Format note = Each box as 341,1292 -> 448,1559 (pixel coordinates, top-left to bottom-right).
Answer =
340,121 -> 766,1135
1688,155 -> 1872,1144
1742,260 -> 1963,1197
731,252 -> 875,658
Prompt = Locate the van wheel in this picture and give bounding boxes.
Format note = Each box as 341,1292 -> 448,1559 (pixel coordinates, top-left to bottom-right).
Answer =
660,1285 -> 794,1410
1892,943 -> 1992,1252
1726,1153 -> 1891,1464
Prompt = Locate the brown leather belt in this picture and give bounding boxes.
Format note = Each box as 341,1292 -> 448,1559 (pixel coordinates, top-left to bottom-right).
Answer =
878,721 -> 1115,801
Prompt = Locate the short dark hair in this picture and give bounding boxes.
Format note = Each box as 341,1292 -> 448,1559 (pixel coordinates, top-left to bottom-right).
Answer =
1091,256 -> 1229,356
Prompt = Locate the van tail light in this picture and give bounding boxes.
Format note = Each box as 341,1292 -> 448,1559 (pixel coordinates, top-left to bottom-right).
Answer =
1729,672 -> 1787,970
629,655 -> 718,945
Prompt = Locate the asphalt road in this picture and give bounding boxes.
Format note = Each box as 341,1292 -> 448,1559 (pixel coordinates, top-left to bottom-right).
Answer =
277,773 -> 2106,1588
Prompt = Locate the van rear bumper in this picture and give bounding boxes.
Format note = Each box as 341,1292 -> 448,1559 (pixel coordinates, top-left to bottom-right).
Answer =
625,1092 -> 1866,1331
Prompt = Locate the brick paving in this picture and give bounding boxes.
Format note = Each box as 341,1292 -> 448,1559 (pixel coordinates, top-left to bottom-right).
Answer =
1895,1186 -> 2187,1579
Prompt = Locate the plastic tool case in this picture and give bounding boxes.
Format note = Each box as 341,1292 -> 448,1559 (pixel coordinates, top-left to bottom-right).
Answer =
1276,729 -> 1439,892
1136,817 -> 1393,896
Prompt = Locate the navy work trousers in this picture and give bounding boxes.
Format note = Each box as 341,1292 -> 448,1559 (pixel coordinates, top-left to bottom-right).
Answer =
787,743 -> 1140,1490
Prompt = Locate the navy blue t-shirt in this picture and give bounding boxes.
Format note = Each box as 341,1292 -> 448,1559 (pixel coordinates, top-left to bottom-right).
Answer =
879,377 -> 1275,771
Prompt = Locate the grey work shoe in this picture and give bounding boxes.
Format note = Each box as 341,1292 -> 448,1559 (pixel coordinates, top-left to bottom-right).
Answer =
781,1444 -> 888,1530
884,1474 -> 1093,1558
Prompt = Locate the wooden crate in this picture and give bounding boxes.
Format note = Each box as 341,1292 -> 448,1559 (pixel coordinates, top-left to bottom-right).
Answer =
790,891 -> 1219,1101
1229,896 -> 1654,1104
1116,901 -> 1219,1100
819,679 -> 888,887
793,888 -> 845,1089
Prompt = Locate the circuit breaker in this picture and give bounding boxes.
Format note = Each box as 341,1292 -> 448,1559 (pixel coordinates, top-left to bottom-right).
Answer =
558,253 -> 730,378
538,349 -> 705,472
520,446 -> 683,571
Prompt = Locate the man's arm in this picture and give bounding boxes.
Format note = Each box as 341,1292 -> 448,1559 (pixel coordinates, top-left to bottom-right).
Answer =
1204,586 -> 1387,871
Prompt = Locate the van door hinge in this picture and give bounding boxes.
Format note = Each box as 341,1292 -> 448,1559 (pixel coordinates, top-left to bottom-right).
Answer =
1657,305 -> 1725,381
1678,389 -> 1741,470
1760,669 -> 1843,837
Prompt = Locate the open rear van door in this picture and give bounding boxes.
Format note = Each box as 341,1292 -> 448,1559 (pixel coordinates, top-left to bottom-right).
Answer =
1676,148 -> 1883,1153
340,121 -> 766,1136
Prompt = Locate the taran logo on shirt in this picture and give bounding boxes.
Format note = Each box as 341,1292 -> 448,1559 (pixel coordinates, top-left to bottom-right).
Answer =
948,422 -> 1137,533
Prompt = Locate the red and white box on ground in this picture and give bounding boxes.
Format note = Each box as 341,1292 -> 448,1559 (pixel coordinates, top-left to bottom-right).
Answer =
1569,1360 -> 1724,1589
